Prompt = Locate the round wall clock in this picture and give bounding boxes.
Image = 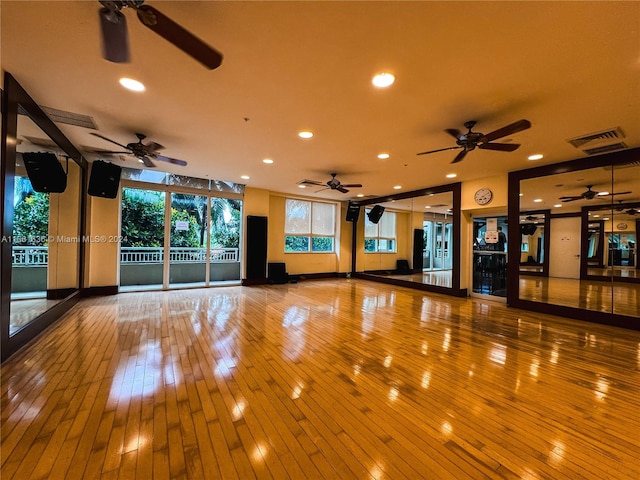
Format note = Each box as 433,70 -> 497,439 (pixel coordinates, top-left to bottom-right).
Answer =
474,188 -> 493,205
617,223 -> 628,230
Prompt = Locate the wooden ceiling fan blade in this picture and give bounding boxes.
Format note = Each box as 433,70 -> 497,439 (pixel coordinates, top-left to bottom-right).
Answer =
90,132 -> 130,150
91,150 -> 130,155
99,7 -> 130,63
561,197 -> 582,202
445,128 -> 461,139
298,179 -> 324,186
136,5 -> 223,70
144,141 -> 165,153
336,186 -> 349,193
140,156 -> 156,168
602,191 -> 632,196
451,149 -> 468,164
341,184 -> 362,188
417,146 -> 462,156
154,154 -> 187,167
478,142 -> 520,152
482,119 -> 531,142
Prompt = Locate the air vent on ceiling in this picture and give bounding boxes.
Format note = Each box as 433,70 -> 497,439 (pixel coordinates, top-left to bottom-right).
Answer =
18,104 -> 98,129
583,142 -> 628,156
566,127 -> 625,149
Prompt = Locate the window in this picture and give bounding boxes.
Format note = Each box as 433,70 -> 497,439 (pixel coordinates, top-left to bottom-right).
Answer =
285,199 -> 336,252
365,209 -> 396,253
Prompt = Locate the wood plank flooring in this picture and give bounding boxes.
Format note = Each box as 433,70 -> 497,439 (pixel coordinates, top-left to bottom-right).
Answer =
2,279 -> 640,479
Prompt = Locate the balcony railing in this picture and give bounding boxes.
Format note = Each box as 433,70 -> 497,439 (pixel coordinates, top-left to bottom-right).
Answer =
120,247 -> 239,264
12,246 -> 48,266
12,246 -> 239,266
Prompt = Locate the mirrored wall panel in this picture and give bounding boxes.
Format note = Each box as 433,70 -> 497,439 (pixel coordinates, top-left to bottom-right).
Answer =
10,115 -> 82,335
354,185 -> 462,295
515,155 -> 639,320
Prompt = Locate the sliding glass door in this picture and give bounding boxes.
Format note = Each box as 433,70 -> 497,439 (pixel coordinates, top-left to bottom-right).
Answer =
120,187 -> 241,290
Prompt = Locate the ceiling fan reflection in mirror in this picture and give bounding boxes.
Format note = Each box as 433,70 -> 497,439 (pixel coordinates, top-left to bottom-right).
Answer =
98,0 -> 223,69
297,173 -> 363,194
417,119 -> 531,163
559,185 -> 631,202
90,132 -> 188,168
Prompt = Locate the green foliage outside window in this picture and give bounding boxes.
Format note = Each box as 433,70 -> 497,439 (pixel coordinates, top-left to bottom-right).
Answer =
12,191 -> 49,246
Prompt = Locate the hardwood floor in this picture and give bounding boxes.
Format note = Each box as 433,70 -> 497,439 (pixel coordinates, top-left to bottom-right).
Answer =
2,279 -> 640,479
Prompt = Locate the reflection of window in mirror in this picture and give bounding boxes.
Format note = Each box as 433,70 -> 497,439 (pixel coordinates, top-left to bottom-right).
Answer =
10,115 -> 82,336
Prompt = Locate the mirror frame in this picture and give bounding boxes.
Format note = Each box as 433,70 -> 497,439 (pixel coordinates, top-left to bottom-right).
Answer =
351,182 -> 466,297
508,147 -> 640,330
1,72 -> 88,361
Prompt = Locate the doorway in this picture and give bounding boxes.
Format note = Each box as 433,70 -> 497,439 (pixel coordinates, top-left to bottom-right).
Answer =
472,216 -> 508,298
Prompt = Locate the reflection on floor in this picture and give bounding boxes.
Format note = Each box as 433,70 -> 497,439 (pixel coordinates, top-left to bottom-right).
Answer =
520,275 -> 640,318
384,269 -> 452,288
10,297 -> 60,335
2,279 -> 640,479
588,266 -> 640,279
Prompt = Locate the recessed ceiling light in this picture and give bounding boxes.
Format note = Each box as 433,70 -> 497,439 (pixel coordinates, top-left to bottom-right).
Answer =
528,154 -> 544,161
298,184 -> 306,188
593,214 -> 600,218
241,175 -> 250,180
298,131 -> 313,139
519,193 -> 524,197
372,72 -> 395,88
554,204 -> 562,208
533,198 -> 543,203
357,194 -> 364,197
445,173 -> 457,178
393,185 -> 402,190
603,217 -> 610,220
262,158 -> 274,164
425,205 -> 431,209
119,77 -> 145,92
377,153 -> 390,159
597,191 -> 609,196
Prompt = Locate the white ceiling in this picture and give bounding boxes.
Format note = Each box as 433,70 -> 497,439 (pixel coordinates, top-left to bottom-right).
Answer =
2,1 -> 639,204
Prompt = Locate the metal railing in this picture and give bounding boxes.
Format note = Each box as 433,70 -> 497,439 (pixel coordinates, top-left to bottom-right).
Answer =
11,246 -> 239,266
120,247 -> 239,264
12,246 -> 48,266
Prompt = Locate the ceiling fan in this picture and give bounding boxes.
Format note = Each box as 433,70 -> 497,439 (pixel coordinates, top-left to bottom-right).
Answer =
90,132 -> 187,168
559,185 -> 632,202
417,119 -> 531,163
98,0 -> 223,69
297,173 -> 363,193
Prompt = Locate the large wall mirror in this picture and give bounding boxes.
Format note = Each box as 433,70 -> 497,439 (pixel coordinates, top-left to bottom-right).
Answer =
352,183 -> 465,296
508,148 -> 640,328
1,73 -> 87,360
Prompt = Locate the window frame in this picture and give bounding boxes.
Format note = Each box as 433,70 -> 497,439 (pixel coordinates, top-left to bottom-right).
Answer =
284,198 -> 337,253
364,208 -> 397,253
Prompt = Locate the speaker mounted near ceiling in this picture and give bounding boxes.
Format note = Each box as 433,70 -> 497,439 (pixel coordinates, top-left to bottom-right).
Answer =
22,152 -> 67,193
88,160 -> 122,198
346,201 -> 361,222
367,205 -> 385,224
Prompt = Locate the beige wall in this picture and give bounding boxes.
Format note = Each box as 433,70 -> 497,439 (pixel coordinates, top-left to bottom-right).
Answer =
85,191 -> 121,287
47,161 -> 81,289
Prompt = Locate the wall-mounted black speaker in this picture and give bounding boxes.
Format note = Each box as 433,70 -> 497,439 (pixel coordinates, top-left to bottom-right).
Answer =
367,205 -> 385,224
22,152 -> 67,193
88,160 -> 122,198
346,202 -> 360,222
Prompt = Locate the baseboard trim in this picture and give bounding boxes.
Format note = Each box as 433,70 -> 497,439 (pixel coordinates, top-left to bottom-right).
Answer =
82,285 -> 119,297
